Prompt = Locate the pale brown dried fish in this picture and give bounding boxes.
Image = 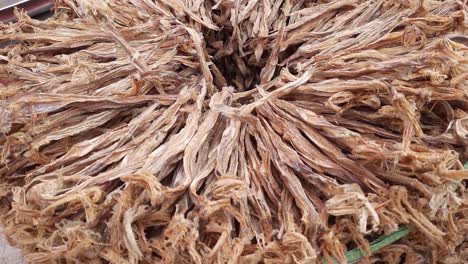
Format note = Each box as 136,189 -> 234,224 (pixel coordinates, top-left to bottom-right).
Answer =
0,0 -> 467,263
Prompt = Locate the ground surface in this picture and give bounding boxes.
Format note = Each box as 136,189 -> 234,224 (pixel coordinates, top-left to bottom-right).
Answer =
0,235 -> 24,264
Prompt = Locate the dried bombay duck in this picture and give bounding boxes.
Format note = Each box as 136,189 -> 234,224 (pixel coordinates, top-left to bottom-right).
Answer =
0,0 -> 467,263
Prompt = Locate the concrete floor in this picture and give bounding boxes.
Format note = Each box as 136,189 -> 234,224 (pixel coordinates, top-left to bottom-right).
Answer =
0,235 -> 24,264
0,0 -> 29,10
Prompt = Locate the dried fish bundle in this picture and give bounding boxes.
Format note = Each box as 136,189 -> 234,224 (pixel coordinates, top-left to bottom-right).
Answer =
0,0 -> 467,263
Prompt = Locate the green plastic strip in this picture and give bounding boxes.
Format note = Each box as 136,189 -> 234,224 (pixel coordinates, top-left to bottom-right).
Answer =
322,162 -> 467,264
321,226 -> 414,264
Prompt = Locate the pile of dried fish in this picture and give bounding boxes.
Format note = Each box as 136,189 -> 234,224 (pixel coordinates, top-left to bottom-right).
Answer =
1,0 -> 467,263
